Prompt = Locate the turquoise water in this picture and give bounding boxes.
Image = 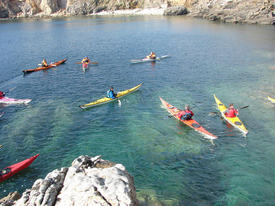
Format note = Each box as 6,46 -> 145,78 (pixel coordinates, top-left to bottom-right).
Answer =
0,16 -> 275,205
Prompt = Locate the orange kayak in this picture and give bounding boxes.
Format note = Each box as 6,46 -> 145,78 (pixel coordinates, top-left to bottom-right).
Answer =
22,59 -> 67,74
0,154 -> 39,183
160,97 -> 218,140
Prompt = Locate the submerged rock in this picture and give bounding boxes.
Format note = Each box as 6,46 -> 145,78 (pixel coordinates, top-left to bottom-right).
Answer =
8,155 -> 137,206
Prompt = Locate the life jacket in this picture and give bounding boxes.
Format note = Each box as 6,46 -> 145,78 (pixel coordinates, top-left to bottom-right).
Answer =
177,110 -> 194,120
82,58 -> 89,63
42,60 -> 48,67
225,108 -> 238,118
107,90 -> 115,99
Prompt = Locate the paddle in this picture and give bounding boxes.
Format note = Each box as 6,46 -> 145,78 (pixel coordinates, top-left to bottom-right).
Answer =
210,105 -> 249,115
76,62 -> 98,65
5,87 -> 16,95
38,63 -> 53,67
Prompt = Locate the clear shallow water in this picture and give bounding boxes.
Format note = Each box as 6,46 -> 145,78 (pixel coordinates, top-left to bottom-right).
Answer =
0,16 -> 275,205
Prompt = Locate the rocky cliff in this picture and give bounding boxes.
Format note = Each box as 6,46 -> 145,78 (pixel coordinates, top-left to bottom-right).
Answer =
0,155 -> 138,206
0,0 -> 274,24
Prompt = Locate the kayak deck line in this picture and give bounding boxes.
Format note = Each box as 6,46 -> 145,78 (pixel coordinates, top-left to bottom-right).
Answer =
213,94 -> 248,135
160,97 -> 218,140
79,83 -> 143,109
22,59 -> 67,74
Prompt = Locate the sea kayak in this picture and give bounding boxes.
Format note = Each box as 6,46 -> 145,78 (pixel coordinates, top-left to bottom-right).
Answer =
213,94 -> 248,135
267,96 -> 275,103
22,59 -> 67,74
80,83 -> 142,109
0,97 -> 31,105
0,154 -> 39,183
131,55 -> 170,64
160,97 -> 218,140
0,112 -> 3,118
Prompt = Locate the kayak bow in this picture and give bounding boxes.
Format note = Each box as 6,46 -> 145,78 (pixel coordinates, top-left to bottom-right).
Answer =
160,97 -> 218,140
0,97 -> 31,105
213,94 -> 248,135
267,96 -> 275,103
0,154 -> 39,183
80,83 -> 143,109
23,59 -> 66,74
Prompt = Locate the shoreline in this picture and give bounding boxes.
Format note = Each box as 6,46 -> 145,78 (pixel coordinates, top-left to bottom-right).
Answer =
1,6 -> 274,25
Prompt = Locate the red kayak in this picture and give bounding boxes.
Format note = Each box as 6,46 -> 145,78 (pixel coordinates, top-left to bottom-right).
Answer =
160,97 -> 218,140
0,154 -> 39,183
22,59 -> 66,74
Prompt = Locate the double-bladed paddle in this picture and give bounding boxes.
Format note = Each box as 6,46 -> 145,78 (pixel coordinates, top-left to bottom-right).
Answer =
76,62 -> 98,65
209,105 -> 249,115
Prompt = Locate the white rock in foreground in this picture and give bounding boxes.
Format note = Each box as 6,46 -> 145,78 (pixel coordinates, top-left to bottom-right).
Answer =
14,155 -> 138,206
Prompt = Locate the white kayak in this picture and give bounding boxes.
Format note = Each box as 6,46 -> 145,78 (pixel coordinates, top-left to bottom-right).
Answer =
0,97 -> 32,105
130,55 -> 170,64
0,112 -> 3,118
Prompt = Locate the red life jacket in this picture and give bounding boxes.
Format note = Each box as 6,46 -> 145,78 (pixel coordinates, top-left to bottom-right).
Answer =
225,108 -> 238,118
177,110 -> 194,119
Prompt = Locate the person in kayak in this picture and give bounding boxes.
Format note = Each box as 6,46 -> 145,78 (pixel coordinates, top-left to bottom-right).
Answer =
107,87 -> 117,99
147,52 -> 156,59
0,91 -> 5,99
177,105 -> 194,120
81,57 -> 90,64
81,57 -> 90,69
224,104 -> 238,118
41,59 -> 48,67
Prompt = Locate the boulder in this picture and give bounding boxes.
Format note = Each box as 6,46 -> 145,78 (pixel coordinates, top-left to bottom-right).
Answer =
164,6 -> 188,16
12,155 -> 138,206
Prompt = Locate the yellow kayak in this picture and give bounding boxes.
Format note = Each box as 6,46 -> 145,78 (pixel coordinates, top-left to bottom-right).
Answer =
213,94 -> 248,135
267,96 -> 275,103
80,83 -> 142,109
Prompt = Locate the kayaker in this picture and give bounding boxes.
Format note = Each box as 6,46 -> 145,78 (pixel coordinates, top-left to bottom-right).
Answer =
147,52 -> 156,59
107,87 -> 117,99
81,57 -> 90,69
41,59 -> 48,67
177,105 -> 194,120
0,91 -> 5,99
81,57 -> 90,64
224,104 -> 238,118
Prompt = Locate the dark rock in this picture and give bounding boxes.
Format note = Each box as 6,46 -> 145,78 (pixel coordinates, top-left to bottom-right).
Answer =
94,6 -> 107,13
164,6 -> 188,16
0,6 -> 9,18
0,191 -> 21,206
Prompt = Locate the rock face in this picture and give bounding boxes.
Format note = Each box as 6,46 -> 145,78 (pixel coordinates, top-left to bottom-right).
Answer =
0,0 -> 274,24
185,0 -> 275,24
10,155 -> 138,206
